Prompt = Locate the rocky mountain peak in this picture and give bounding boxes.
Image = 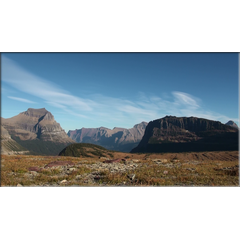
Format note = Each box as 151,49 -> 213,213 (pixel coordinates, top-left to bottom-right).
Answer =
42,112 -> 54,121
23,108 -> 48,118
225,120 -> 238,129
22,108 -> 55,122
2,108 -> 74,143
133,121 -> 148,129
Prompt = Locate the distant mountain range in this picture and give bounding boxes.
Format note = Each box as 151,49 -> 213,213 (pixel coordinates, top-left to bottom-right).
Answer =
67,121 -> 148,152
131,116 -> 239,153
1,108 -> 238,155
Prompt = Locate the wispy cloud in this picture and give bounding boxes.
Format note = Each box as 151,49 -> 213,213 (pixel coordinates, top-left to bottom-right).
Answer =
8,96 -> 37,104
2,55 -> 238,129
172,91 -> 200,109
2,56 -> 93,112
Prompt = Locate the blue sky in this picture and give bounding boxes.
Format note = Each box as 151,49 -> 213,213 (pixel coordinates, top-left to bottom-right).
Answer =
1,53 -> 239,132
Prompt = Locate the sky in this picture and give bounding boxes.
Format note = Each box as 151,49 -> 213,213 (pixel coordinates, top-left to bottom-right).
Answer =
1,53 -> 239,132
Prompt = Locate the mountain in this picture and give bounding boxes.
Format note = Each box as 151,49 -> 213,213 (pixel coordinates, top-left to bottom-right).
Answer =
225,120 -> 239,129
1,125 -> 29,155
1,108 -> 75,155
131,116 -> 239,153
68,121 -> 148,152
2,108 -> 74,142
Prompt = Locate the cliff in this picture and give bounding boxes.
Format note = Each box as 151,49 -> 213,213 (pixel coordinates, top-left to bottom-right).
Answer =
131,116 -> 239,153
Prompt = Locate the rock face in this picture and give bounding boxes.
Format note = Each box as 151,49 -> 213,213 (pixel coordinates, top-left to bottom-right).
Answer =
1,125 -> 28,155
1,125 -> 11,140
225,120 -> 239,129
131,116 -> 239,153
67,121 -> 148,152
2,108 -> 74,143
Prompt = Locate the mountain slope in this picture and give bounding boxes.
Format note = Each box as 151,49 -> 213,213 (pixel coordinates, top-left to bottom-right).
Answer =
1,125 -> 28,155
131,116 -> 239,153
68,121 -> 148,152
2,108 -> 75,155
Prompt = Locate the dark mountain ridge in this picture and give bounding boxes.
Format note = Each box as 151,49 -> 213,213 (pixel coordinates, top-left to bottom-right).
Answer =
59,143 -> 115,158
131,116 -> 239,153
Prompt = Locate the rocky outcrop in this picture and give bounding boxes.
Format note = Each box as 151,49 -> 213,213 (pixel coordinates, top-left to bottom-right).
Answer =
225,120 -> 239,129
2,108 -> 74,143
131,116 -> 239,153
1,125 -> 28,155
67,121 -> 148,152
1,125 -> 11,140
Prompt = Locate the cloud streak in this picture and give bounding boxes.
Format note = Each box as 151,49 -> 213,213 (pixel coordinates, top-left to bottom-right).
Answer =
8,96 -> 37,104
172,91 -> 200,109
2,56 -> 93,112
2,55 -> 238,129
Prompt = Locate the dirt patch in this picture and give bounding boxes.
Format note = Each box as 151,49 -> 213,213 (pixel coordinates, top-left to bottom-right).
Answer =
103,158 -> 127,163
44,161 -> 74,168
28,167 -> 42,172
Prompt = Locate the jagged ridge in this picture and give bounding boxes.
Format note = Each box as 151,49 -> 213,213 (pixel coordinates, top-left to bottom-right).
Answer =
67,122 -> 148,152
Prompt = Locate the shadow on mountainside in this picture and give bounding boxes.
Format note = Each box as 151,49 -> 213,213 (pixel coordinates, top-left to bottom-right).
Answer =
131,132 -> 239,153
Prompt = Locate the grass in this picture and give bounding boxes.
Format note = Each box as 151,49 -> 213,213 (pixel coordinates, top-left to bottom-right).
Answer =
59,143 -> 116,158
1,151 -> 239,186
96,158 -> 239,186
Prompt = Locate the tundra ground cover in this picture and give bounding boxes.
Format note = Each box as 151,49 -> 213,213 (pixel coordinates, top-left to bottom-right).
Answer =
1,151 -> 239,186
